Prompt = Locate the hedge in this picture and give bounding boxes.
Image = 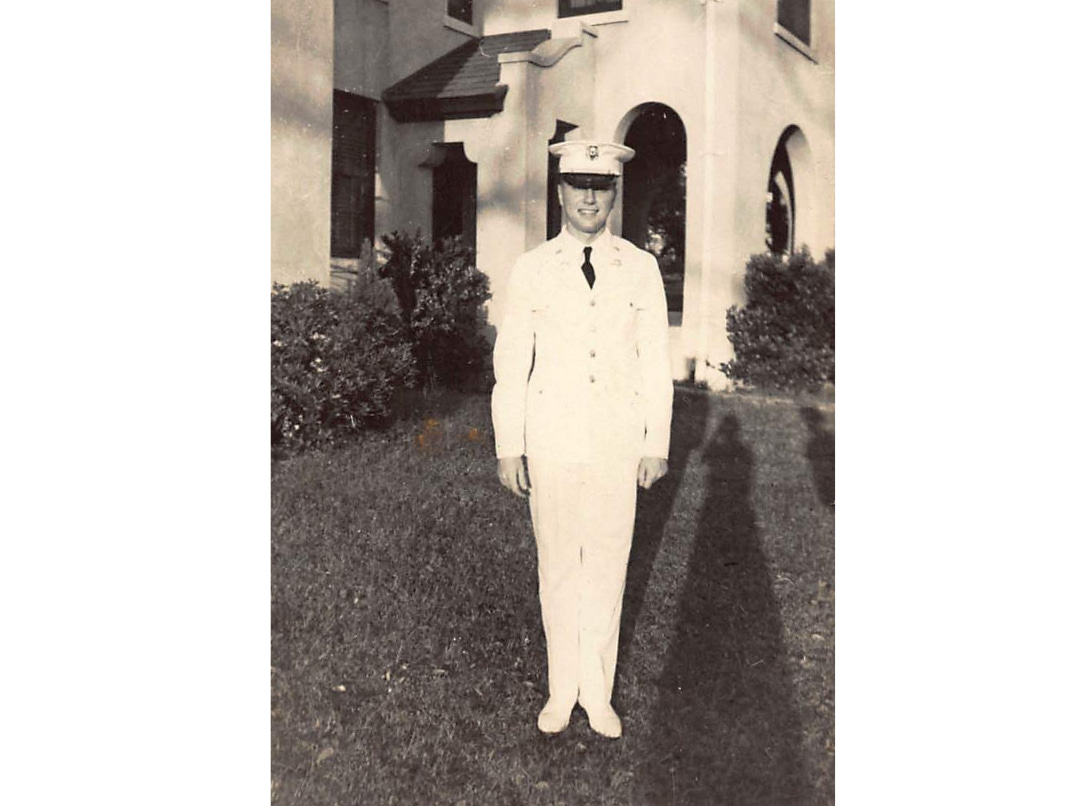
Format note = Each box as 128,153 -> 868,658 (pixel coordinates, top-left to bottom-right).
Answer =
721,247 -> 835,393
380,232 -> 491,390
271,271 -> 416,453
271,234 -> 492,452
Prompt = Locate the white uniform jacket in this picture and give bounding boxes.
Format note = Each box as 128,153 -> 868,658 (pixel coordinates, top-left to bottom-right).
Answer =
492,228 -> 673,463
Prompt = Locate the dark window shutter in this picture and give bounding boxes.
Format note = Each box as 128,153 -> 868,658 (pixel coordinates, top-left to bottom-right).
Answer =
331,91 -> 376,258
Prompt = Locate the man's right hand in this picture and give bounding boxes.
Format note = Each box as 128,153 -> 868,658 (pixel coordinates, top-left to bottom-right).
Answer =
497,456 -> 531,498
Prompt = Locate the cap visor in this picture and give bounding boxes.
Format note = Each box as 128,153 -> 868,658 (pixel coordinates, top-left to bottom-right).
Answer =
561,173 -> 618,189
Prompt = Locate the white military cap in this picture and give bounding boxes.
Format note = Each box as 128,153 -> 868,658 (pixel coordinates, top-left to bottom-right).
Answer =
548,140 -> 636,176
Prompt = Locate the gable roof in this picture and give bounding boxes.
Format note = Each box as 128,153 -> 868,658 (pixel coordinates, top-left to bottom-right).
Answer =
382,29 -> 551,122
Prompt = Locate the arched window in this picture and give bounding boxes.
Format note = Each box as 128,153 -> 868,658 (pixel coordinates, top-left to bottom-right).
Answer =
621,104 -> 687,314
766,137 -> 795,256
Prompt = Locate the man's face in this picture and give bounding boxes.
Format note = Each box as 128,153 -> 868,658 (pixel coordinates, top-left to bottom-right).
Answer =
558,174 -> 617,237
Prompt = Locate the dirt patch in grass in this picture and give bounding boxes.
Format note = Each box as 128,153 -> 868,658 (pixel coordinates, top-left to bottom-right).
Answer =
272,389 -> 834,805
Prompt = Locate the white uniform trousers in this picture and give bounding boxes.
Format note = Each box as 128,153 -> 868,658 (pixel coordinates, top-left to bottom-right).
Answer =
527,456 -> 640,711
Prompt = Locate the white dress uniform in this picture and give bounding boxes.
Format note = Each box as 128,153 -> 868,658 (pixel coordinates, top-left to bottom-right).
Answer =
492,195 -> 674,731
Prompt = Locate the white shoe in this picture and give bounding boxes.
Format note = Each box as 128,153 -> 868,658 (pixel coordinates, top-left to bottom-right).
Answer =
537,699 -> 574,734
583,702 -> 622,739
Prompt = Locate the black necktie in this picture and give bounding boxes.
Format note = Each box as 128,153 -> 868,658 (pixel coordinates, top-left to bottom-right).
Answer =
581,246 -> 596,289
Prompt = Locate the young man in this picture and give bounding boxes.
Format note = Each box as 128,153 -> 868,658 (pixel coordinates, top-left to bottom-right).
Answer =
491,140 -> 674,738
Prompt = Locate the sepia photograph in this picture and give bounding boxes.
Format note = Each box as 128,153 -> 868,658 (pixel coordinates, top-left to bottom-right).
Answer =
9,2 -> 1080,805
272,0 -> 834,802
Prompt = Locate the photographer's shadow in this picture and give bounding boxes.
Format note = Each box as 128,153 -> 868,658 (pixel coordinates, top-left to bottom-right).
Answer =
620,388 -> 710,665
636,414 -> 811,805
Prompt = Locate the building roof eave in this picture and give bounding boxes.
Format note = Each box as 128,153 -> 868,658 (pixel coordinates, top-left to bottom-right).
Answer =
384,85 -> 509,123
381,29 -> 549,123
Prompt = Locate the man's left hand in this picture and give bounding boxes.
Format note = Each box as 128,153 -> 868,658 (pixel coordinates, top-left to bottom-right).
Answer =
637,457 -> 669,490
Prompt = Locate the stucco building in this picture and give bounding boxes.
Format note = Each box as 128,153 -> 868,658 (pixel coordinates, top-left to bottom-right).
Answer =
271,0 -> 834,386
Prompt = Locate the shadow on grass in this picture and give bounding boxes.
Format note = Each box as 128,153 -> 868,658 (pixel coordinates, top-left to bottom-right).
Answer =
800,406 -> 834,508
620,388 -> 711,662
637,414 -> 811,806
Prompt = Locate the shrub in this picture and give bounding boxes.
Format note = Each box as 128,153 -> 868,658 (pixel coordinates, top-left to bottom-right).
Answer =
721,247 -> 834,393
328,240 -> 400,313
380,232 -> 491,390
271,268 -> 416,452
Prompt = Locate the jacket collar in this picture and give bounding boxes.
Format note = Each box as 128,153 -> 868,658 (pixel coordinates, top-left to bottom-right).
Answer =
552,226 -> 619,260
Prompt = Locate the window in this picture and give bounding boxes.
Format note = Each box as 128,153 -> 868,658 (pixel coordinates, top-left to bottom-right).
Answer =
330,91 -> 376,258
447,0 -> 472,25
431,144 -> 477,251
558,0 -> 622,19
547,121 -> 577,239
622,103 -> 686,314
777,0 -> 810,46
765,137 -> 795,256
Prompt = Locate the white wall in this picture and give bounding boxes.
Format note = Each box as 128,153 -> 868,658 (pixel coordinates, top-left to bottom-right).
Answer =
389,0 -> 477,83
735,0 -> 835,261
334,0 -> 390,97
482,0 -> 554,35
271,0 -> 335,285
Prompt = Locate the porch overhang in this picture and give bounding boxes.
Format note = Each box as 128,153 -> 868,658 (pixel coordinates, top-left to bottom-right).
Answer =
382,29 -> 551,123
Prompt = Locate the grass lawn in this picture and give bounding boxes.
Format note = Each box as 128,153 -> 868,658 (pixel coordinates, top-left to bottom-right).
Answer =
271,387 -> 834,805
